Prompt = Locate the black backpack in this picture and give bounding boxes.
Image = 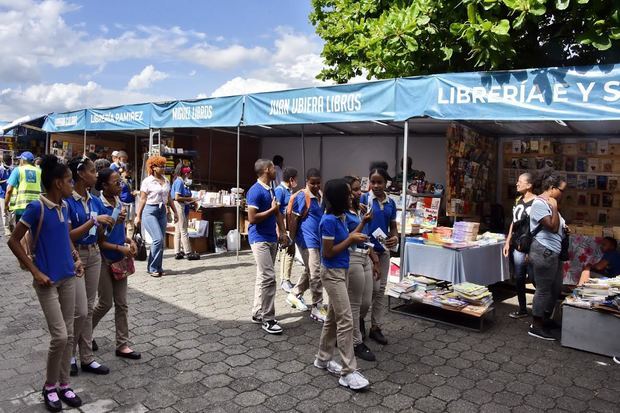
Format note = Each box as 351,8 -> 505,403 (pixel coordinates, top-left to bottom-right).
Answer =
133,228 -> 148,262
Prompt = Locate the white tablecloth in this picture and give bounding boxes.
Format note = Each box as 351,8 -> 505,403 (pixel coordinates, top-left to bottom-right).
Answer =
404,242 -> 509,286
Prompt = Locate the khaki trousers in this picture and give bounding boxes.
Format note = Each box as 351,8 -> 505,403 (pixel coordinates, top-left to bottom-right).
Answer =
92,262 -> 129,350
291,247 -> 323,305
173,201 -> 192,254
251,242 -> 278,321
277,243 -> 295,283
73,246 -> 101,364
34,276 -> 76,385
0,196 -> 9,235
316,267 -> 356,375
371,251 -> 391,329
348,251 -> 373,345
123,202 -> 135,239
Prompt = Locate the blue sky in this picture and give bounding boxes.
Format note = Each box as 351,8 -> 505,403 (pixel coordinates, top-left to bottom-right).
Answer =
0,0 -> 326,120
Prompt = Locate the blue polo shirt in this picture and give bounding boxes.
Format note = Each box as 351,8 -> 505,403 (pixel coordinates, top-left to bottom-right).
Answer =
66,191 -> 105,245
120,181 -> 135,204
274,183 -> 293,215
360,192 -> 397,252
0,165 -> 11,198
20,197 -> 75,283
320,214 -> 349,269
99,195 -> 126,262
602,250 -> 620,276
247,180 -> 277,244
293,191 -> 323,249
171,177 -> 192,216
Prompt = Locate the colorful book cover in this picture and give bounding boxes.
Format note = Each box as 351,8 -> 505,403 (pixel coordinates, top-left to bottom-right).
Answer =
567,174 -> 578,189
587,175 -> 597,189
597,175 -> 608,190
588,158 -> 600,173
586,141 -> 597,155
601,159 -> 613,173
577,192 -> 587,206
608,178 -> 618,191
564,156 -> 575,172
597,140 -> 609,155
577,175 -> 588,189
602,192 -> 613,208
591,193 -> 601,207
576,157 -> 587,172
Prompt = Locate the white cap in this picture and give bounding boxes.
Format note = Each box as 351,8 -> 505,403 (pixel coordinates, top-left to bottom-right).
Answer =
111,150 -> 119,157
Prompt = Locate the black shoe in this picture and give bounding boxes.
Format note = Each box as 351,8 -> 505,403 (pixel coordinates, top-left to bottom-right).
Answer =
116,349 -> 142,360
175,252 -> 185,260
81,362 -> 110,375
70,362 -> 78,377
58,387 -> 82,408
543,318 -> 561,330
369,327 -> 388,345
528,326 -> 556,341
251,315 -> 263,324
354,343 -> 376,362
360,319 -> 366,340
262,319 -> 283,335
187,252 -> 200,260
42,387 -> 62,412
509,310 -> 528,319
92,339 -> 98,352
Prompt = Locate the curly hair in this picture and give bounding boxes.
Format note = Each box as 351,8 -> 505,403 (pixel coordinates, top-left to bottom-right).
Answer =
146,155 -> 167,175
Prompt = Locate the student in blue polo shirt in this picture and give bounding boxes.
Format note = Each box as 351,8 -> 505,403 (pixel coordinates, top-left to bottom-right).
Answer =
360,167 -> 398,347
8,155 -> 85,412
286,168 -> 327,322
314,178 -> 370,391
92,168 -> 141,361
170,166 -> 199,260
66,156 -> 115,377
0,153 -> 12,235
247,159 -> 288,335
275,167 -> 298,293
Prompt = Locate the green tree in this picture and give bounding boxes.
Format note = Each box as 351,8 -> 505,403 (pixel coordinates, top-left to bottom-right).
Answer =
310,0 -> 620,82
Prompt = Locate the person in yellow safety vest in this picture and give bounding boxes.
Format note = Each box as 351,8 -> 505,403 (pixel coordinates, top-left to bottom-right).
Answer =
4,151 -> 42,222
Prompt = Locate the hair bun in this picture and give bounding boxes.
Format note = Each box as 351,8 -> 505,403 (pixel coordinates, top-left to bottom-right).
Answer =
39,154 -> 59,172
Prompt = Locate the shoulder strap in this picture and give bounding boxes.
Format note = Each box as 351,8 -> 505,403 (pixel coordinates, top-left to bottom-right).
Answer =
301,189 -> 312,220
31,199 -> 44,256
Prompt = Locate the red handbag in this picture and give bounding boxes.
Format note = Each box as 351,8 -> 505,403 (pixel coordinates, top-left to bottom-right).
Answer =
109,257 -> 135,281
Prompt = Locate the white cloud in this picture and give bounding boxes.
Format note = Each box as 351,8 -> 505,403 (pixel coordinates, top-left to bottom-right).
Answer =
127,65 -> 168,90
180,44 -> 268,70
0,81 -> 167,120
211,77 -> 288,97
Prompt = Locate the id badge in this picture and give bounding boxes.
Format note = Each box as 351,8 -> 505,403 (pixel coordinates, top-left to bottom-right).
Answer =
89,211 -> 98,236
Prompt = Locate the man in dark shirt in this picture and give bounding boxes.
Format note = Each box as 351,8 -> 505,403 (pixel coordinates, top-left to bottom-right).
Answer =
578,237 -> 620,284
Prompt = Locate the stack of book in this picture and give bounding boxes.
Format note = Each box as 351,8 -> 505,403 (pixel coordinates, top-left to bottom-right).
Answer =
388,279 -> 416,298
410,275 -> 438,291
453,282 -> 493,308
452,222 -> 480,242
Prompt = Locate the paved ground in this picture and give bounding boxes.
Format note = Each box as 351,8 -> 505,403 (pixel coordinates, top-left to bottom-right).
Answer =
0,239 -> 619,413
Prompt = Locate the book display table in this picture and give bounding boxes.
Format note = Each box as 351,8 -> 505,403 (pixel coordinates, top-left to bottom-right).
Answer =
404,242 -> 508,286
561,304 -> 620,357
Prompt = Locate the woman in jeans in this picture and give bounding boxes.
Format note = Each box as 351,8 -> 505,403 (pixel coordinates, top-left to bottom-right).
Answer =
135,155 -> 178,277
503,173 -> 536,319
528,174 -> 567,341
93,168 -> 141,360
343,176 -> 378,362
8,155 -> 84,412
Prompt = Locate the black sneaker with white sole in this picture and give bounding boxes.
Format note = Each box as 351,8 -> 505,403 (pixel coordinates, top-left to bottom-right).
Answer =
262,319 -> 283,335
528,326 -> 556,341
251,315 -> 263,324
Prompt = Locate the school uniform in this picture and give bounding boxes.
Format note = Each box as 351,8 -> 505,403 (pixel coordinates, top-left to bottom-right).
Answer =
0,163 -> 11,235
360,192 -> 397,330
120,178 -> 136,238
247,180 -> 278,322
170,177 -> 193,255
66,191 -> 105,365
345,210 -> 373,346
92,195 -> 131,351
290,190 -> 324,305
316,214 -> 356,375
21,195 -> 76,385
274,182 -> 294,283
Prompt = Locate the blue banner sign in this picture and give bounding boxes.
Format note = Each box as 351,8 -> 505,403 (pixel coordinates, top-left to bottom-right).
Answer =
244,80 -> 396,125
85,103 -> 151,131
396,64 -> 620,121
42,110 -> 86,132
151,96 -> 243,128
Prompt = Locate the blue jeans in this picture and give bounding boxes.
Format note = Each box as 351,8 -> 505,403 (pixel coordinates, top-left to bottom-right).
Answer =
512,249 -> 528,312
142,204 -> 167,273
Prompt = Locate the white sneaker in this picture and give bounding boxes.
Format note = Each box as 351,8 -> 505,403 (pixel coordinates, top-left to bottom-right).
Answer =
313,358 -> 342,375
262,320 -> 283,335
281,280 -> 294,293
310,305 -> 327,323
338,370 -> 370,390
613,356 -> 620,365
286,293 -> 309,311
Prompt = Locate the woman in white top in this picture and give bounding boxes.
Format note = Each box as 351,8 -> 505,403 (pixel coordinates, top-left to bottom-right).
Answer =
135,156 -> 178,277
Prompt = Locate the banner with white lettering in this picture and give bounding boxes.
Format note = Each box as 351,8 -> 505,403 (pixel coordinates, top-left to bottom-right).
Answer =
244,79 -> 396,125
396,64 -> 620,121
85,104 -> 151,131
43,110 -> 87,132
151,96 -> 243,128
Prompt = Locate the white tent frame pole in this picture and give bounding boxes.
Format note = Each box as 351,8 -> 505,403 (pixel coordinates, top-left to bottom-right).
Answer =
301,125 -> 306,175
83,130 -> 87,156
236,126 -> 240,262
399,120 -> 409,281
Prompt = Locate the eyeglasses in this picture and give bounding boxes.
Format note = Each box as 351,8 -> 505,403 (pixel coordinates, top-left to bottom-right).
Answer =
555,187 -> 564,193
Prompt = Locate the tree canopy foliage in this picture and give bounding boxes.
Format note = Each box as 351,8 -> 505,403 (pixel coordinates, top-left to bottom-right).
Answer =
310,0 -> 620,82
